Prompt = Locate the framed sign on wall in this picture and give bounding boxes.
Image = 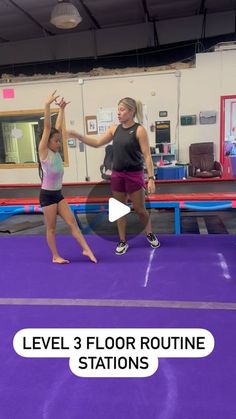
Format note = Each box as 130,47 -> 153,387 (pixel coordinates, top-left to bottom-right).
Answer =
85,115 -> 98,135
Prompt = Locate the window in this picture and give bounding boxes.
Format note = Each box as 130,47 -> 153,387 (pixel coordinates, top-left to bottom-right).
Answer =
0,109 -> 68,168
220,96 -> 236,160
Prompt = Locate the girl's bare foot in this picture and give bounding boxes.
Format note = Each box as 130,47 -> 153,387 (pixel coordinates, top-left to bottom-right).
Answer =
53,256 -> 70,264
83,249 -> 97,263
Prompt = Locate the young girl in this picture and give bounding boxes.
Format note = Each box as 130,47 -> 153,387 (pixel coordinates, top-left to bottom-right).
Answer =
68,97 -> 160,255
38,91 -> 97,264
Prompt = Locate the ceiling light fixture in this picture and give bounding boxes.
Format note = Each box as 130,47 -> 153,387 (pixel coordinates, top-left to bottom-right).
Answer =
50,0 -> 82,29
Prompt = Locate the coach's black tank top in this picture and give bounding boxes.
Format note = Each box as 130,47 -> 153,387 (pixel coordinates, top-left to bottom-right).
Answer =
112,123 -> 143,172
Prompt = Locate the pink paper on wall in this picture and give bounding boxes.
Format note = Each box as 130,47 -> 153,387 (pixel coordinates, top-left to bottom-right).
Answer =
3,88 -> 15,99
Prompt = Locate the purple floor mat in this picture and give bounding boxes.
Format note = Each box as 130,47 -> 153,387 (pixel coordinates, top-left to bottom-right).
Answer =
0,305 -> 235,419
0,235 -> 236,302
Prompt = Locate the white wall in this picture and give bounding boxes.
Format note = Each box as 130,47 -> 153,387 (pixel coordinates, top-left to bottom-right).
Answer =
0,79 -> 84,184
81,71 -> 179,180
156,11 -> 235,45
0,47 -> 236,184
178,53 -> 221,162
178,49 -> 236,162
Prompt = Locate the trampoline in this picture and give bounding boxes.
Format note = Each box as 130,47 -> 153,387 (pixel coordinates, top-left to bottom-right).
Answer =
1,180 -> 236,235
1,191 -> 236,235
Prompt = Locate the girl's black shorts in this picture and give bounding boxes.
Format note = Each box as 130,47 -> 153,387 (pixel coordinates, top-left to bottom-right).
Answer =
39,189 -> 64,208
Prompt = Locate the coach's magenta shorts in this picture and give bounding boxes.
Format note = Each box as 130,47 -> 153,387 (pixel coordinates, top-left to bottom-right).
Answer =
111,170 -> 145,194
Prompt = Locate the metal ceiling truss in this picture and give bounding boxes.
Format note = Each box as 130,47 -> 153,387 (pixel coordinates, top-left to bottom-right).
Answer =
7,0 -> 53,36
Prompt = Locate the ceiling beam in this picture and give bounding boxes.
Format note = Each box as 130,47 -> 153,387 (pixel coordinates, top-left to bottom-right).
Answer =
74,0 -> 100,29
200,8 -> 207,39
0,36 -> 9,43
141,0 -> 151,21
198,0 -> 206,15
0,22 -> 154,66
141,0 -> 158,45
6,0 -> 53,36
153,21 -> 159,46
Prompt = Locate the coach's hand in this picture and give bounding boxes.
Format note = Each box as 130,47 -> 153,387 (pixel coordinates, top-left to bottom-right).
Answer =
147,178 -> 155,194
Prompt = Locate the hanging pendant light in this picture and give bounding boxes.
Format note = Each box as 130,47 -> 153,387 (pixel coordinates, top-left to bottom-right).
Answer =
50,0 -> 82,29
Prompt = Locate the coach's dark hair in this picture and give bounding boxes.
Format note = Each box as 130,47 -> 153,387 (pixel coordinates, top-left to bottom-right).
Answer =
38,157 -> 43,180
39,127 -> 60,142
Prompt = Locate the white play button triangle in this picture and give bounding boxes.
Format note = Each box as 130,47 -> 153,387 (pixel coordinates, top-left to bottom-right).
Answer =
108,198 -> 131,222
